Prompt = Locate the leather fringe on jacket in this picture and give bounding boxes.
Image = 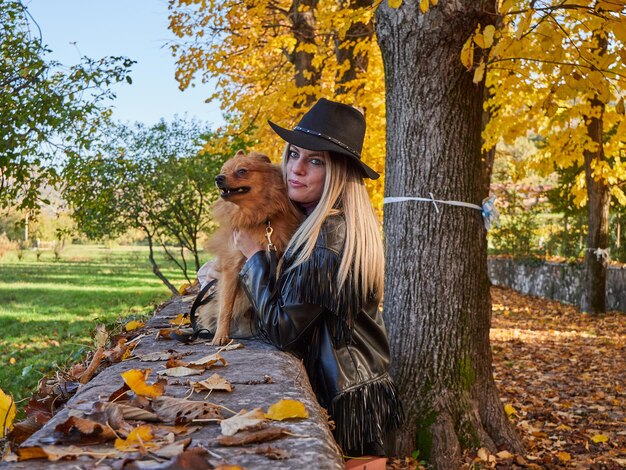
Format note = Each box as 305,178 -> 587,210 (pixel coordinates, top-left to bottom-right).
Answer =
239,214 -> 404,455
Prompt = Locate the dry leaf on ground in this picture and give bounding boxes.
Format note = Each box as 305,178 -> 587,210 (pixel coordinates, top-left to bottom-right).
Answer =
218,425 -> 290,446
188,352 -> 227,368
191,374 -> 233,393
114,424 -> 155,453
151,396 -> 223,423
220,408 -> 266,436
157,366 -> 204,378
0,387 -> 16,438
169,314 -> 191,326
125,320 -> 145,332
121,369 -> 166,398
265,399 -> 308,421
17,445 -> 115,462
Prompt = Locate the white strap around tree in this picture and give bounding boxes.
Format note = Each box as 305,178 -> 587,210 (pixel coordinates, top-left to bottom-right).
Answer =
383,194 -> 499,230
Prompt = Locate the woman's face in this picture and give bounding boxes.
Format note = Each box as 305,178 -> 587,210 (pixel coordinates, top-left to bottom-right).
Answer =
285,145 -> 327,210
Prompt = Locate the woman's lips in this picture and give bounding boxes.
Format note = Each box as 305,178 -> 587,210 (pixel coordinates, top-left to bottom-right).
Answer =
288,179 -> 305,188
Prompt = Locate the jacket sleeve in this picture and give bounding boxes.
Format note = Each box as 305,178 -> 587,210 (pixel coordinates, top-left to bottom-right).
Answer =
239,250 -> 326,351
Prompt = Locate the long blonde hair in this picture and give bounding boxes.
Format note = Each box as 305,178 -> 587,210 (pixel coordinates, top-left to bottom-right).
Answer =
281,143 -> 384,302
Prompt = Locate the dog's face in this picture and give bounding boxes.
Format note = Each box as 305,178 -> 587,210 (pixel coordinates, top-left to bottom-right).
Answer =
215,150 -> 278,204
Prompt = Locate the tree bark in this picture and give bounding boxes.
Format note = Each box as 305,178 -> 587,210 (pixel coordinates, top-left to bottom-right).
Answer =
288,0 -> 321,107
580,31 -> 609,314
581,94 -> 609,313
334,0 -> 374,98
375,1 -> 522,467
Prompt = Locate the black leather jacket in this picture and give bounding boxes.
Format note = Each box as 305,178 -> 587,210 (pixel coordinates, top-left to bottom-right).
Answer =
239,214 -> 403,455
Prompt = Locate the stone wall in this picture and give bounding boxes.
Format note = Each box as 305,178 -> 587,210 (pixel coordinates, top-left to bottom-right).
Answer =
487,258 -> 626,313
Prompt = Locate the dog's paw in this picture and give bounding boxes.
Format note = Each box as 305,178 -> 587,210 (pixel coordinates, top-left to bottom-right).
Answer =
211,334 -> 231,346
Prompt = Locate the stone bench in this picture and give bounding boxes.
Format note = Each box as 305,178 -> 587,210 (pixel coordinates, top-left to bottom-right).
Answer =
2,296 -> 344,469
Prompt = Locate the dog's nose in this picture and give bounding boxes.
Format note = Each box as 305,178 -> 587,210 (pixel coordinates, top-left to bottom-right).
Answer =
215,175 -> 225,186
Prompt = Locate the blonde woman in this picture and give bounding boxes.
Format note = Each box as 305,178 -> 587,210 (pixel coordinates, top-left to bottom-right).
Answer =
234,98 -> 403,458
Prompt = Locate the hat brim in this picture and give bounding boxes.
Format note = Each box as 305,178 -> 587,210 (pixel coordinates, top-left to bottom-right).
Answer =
268,121 -> 379,180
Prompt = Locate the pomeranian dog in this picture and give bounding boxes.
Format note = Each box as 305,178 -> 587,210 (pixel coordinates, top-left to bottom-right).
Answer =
197,150 -> 303,345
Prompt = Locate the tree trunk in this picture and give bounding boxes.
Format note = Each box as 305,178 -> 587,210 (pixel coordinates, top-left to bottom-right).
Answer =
375,1 -> 522,467
581,95 -> 609,313
288,0 -> 321,107
334,0 -> 374,98
580,30 -> 609,314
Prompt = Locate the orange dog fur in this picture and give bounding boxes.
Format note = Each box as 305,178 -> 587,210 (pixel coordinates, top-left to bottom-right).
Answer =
197,150 -> 303,345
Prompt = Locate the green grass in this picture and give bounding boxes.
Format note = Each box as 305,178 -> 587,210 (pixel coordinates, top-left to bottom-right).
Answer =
0,244 -> 191,404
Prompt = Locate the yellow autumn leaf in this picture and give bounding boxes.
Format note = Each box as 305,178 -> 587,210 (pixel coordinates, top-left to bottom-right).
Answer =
616,97 -> 625,115
0,388 -> 16,438
461,37 -> 474,70
178,283 -> 192,295
473,61 -> 486,83
557,451 -> 571,462
591,434 -> 609,443
483,25 -> 495,48
419,0 -> 429,13
388,0 -> 402,7
114,424 -> 155,451
169,314 -> 191,326
504,404 -> 517,417
125,320 -> 145,332
121,369 -> 165,398
265,399 -> 309,421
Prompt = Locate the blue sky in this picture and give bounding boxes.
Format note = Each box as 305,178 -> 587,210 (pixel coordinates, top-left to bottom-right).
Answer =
25,0 -> 224,128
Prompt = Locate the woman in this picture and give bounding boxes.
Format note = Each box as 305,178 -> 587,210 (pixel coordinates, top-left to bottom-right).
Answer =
234,98 -> 403,457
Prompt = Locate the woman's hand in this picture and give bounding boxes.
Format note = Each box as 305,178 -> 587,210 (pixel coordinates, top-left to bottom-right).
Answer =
233,229 -> 264,259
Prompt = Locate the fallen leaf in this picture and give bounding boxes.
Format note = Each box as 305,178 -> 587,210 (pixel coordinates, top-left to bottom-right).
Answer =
139,351 -> 185,362
151,396 -> 223,423
125,320 -> 145,332
218,425 -> 290,446
188,352 -> 227,368
114,424 -> 155,452
169,314 -> 191,326
496,450 -> 513,459
17,445 -> 115,461
97,401 -> 159,422
157,366 -> 204,377
55,416 -> 117,442
504,403 -> 517,417
221,408 -> 266,436
265,399 -> 308,421
94,324 -> 108,348
121,369 -> 166,398
557,451 -> 571,462
191,374 -> 233,393
0,388 -> 16,438
590,433 -> 609,443
150,437 -> 191,458
218,342 -> 244,351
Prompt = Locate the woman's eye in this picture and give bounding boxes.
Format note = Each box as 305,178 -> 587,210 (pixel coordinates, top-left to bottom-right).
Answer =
288,150 -> 298,159
310,158 -> 324,166
236,168 -> 248,176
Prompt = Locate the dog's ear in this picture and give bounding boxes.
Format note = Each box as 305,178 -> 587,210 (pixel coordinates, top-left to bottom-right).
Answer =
234,149 -> 246,157
249,152 -> 271,163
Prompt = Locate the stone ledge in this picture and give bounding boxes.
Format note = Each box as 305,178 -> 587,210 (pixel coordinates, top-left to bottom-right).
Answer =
2,296 -> 343,469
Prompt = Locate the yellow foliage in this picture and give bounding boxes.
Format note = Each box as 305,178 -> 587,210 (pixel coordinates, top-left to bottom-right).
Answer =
121,369 -> 165,398
125,320 -> 144,332
169,0 -> 387,214
265,399 -> 309,420
483,0 -> 626,203
0,387 -> 16,438
114,424 -> 155,451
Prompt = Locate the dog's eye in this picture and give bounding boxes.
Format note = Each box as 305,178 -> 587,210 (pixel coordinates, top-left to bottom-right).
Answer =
236,168 -> 248,176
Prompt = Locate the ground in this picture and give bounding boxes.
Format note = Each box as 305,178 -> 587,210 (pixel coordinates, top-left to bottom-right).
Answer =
390,286 -> 626,469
